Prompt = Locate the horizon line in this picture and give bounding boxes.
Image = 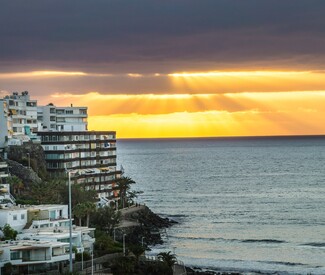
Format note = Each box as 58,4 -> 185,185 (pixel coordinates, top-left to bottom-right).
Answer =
117,134 -> 325,141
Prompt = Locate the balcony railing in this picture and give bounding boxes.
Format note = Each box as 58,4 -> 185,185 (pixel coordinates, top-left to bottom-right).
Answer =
22,255 -> 51,262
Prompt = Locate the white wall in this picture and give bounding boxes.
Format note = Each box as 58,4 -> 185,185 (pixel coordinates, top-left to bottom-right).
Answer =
0,209 -> 28,232
0,101 -> 8,149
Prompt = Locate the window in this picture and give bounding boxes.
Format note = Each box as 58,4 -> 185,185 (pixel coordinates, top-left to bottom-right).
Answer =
50,210 -> 56,220
13,214 -> 17,221
11,251 -> 21,260
27,102 -> 36,107
21,214 -> 25,220
56,117 -> 65,122
66,110 -> 73,115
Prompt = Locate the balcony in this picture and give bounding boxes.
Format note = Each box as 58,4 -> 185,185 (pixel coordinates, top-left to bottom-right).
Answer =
0,171 -> 9,178
22,255 -> 51,262
0,162 -> 8,168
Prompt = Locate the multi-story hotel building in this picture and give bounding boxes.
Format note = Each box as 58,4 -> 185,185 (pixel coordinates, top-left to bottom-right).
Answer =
3,91 -> 38,136
36,131 -> 121,200
37,104 -> 88,131
0,99 -> 11,151
0,92 -> 40,149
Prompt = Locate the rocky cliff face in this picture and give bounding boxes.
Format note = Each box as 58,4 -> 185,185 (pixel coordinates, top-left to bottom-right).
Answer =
7,142 -> 48,183
6,159 -> 42,187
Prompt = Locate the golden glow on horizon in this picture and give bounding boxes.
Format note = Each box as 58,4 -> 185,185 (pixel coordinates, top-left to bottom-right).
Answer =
127,73 -> 143,78
50,92 -> 201,101
168,70 -> 325,94
0,71 -> 87,79
87,106 -> 324,138
2,68 -> 325,138
46,90 -> 325,138
0,70 -> 155,79
168,70 -> 311,77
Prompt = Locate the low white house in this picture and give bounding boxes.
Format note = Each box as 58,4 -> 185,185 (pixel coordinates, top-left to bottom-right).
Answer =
25,204 -> 70,230
0,204 -> 69,232
0,201 -> 96,273
18,225 -> 95,253
0,204 -> 95,253
0,239 -> 72,273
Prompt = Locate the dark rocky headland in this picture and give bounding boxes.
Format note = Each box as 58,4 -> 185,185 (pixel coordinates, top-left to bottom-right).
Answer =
116,204 -> 177,247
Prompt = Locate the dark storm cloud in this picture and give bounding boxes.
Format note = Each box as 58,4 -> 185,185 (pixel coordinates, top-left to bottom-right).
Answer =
1,0 -> 325,73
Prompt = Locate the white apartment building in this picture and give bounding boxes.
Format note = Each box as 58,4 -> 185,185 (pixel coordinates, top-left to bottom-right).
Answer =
1,92 -> 88,148
38,103 -> 87,132
0,239 -> 71,274
0,99 -> 11,150
3,91 -> 38,136
0,161 -> 9,184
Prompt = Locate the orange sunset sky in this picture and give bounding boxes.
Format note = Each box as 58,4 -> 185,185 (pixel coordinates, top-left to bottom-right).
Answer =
1,1 -> 325,138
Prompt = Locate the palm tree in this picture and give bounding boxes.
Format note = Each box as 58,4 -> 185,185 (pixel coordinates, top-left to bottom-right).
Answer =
29,179 -> 63,204
7,176 -> 24,196
46,178 -> 65,202
60,181 -> 97,208
129,244 -> 146,264
157,251 -> 177,270
115,176 -> 135,209
29,181 -> 49,204
111,256 -> 136,275
84,201 -> 96,227
73,202 -> 96,226
73,203 -> 86,226
91,206 -> 120,233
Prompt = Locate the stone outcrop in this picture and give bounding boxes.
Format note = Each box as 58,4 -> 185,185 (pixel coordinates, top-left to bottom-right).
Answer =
6,159 -> 42,187
116,205 -> 177,247
7,142 -> 48,180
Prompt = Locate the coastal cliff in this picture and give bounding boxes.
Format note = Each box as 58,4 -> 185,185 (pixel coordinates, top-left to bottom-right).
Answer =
7,142 -> 48,181
116,205 -> 176,247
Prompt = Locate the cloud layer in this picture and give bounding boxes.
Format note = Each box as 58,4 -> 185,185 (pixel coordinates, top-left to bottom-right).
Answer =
1,0 -> 325,74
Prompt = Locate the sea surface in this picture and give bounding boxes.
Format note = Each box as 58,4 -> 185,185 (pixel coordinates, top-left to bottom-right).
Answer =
117,136 -> 325,275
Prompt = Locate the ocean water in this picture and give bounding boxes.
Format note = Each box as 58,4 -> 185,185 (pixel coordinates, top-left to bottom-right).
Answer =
117,136 -> 325,275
